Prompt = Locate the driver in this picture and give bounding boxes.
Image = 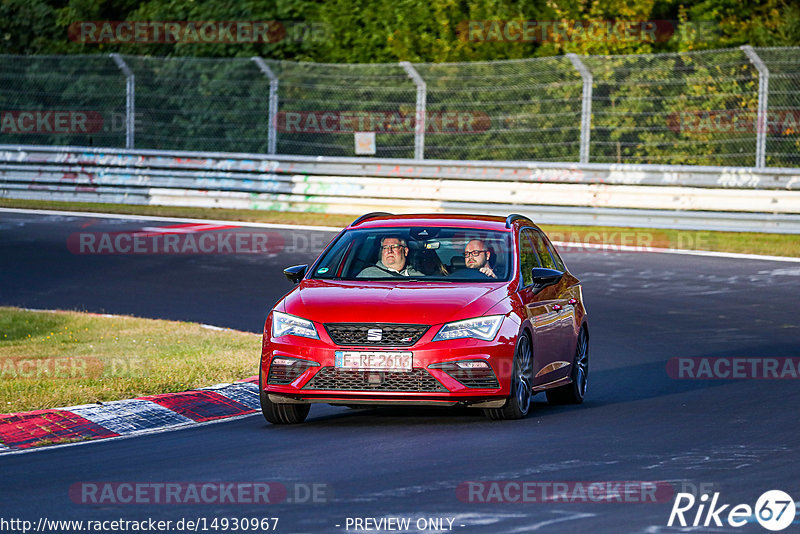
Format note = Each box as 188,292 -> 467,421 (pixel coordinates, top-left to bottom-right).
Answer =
357,236 -> 424,278
464,239 -> 497,278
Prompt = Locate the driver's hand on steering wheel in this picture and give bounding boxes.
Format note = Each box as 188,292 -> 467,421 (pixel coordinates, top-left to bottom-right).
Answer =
480,265 -> 496,278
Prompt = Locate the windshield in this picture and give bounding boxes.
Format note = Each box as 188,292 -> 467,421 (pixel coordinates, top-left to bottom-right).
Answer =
310,227 -> 513,282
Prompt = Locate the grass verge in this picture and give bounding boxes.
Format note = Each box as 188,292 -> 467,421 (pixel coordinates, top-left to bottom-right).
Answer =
0,307 -> 260,414
1,198 -> 798,258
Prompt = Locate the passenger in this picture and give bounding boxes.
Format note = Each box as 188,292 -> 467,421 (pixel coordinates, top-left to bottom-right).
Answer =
464,239 -> 497,278
357,236 -> 424,278
416,249 -> 450,276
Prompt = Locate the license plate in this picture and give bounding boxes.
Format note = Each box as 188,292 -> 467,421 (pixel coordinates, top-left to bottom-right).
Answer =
334,351 -> 412,371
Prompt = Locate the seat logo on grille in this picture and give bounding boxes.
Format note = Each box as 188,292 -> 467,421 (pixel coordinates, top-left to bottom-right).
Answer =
367,328 -> 383,341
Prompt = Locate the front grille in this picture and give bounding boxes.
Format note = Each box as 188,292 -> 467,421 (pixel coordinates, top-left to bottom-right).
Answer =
324,323 -> 429,347
303,367 -> 447,392
444,368 -> 500,389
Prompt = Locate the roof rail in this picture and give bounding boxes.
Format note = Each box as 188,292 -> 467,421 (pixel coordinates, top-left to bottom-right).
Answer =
505,213 -> 531,228
350,212 -> 393,227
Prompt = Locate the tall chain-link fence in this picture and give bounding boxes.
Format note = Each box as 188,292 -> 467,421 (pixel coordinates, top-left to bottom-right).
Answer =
0,47 -> 798,167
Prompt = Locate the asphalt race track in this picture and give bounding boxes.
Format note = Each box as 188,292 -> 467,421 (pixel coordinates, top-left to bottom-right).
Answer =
1,209 -> 799,533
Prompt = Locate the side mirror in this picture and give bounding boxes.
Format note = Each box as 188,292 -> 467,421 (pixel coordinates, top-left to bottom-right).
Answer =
283,264 -> 308,284
531,268 -> 563,291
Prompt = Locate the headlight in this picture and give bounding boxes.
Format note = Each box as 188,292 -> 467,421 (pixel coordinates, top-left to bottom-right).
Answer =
271,311 -> 319,339
432,315 -> 503,342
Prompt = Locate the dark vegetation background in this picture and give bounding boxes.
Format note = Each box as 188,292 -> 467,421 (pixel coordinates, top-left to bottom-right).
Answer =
0,1 -> 798,165
2,0 -> 798,60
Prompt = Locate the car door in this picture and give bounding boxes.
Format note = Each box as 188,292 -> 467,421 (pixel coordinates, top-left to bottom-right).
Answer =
517,228 -> 574,387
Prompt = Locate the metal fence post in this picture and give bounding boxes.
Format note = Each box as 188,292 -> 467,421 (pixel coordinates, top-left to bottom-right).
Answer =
741,45 -> 769,168
110,53 -> 135,149
400,62 -> 426,160
567,53 -> 593,164
251,57 -> 279,155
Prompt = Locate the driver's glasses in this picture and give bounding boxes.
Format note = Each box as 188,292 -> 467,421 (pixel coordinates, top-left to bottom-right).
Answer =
381,244 -> 404,252
464,250 -> 487,258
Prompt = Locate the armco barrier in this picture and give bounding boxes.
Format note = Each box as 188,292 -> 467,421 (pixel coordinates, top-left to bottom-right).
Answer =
2,144 -> 800,233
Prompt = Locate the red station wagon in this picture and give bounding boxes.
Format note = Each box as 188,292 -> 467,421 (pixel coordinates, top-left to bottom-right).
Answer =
259,213 -> 589,424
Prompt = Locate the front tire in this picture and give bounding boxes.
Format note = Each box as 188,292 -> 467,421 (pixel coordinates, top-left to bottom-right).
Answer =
259,367 -> 310,424
484,332 -> 533,420
546,326 -> 588,405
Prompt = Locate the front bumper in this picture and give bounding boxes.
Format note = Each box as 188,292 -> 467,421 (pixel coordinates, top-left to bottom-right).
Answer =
261,317 -> 518,406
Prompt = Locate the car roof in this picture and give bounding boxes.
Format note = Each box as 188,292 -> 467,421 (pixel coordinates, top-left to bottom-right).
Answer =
348,213 -> 533,231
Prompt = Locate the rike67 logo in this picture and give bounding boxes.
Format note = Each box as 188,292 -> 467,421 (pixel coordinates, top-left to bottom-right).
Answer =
668,490 -> 796,531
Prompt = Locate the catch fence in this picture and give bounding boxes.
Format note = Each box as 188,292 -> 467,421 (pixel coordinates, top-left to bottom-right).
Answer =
1,47 -> 798,167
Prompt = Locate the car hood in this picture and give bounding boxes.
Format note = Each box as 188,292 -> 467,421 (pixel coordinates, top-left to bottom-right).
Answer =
281,280 -> 509,325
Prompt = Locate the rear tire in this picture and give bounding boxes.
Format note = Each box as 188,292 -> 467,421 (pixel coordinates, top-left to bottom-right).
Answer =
259,368 -> 310,424
483,332 -> 533,420
546,326 -> 588,405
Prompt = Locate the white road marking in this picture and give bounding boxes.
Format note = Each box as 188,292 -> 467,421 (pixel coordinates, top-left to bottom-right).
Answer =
0,207 -> 341,232
2,207 -> 800,262
552,240 -> 800,263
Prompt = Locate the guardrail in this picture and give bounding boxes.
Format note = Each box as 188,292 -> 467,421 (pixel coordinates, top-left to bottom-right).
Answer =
2,144 -> 800,233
